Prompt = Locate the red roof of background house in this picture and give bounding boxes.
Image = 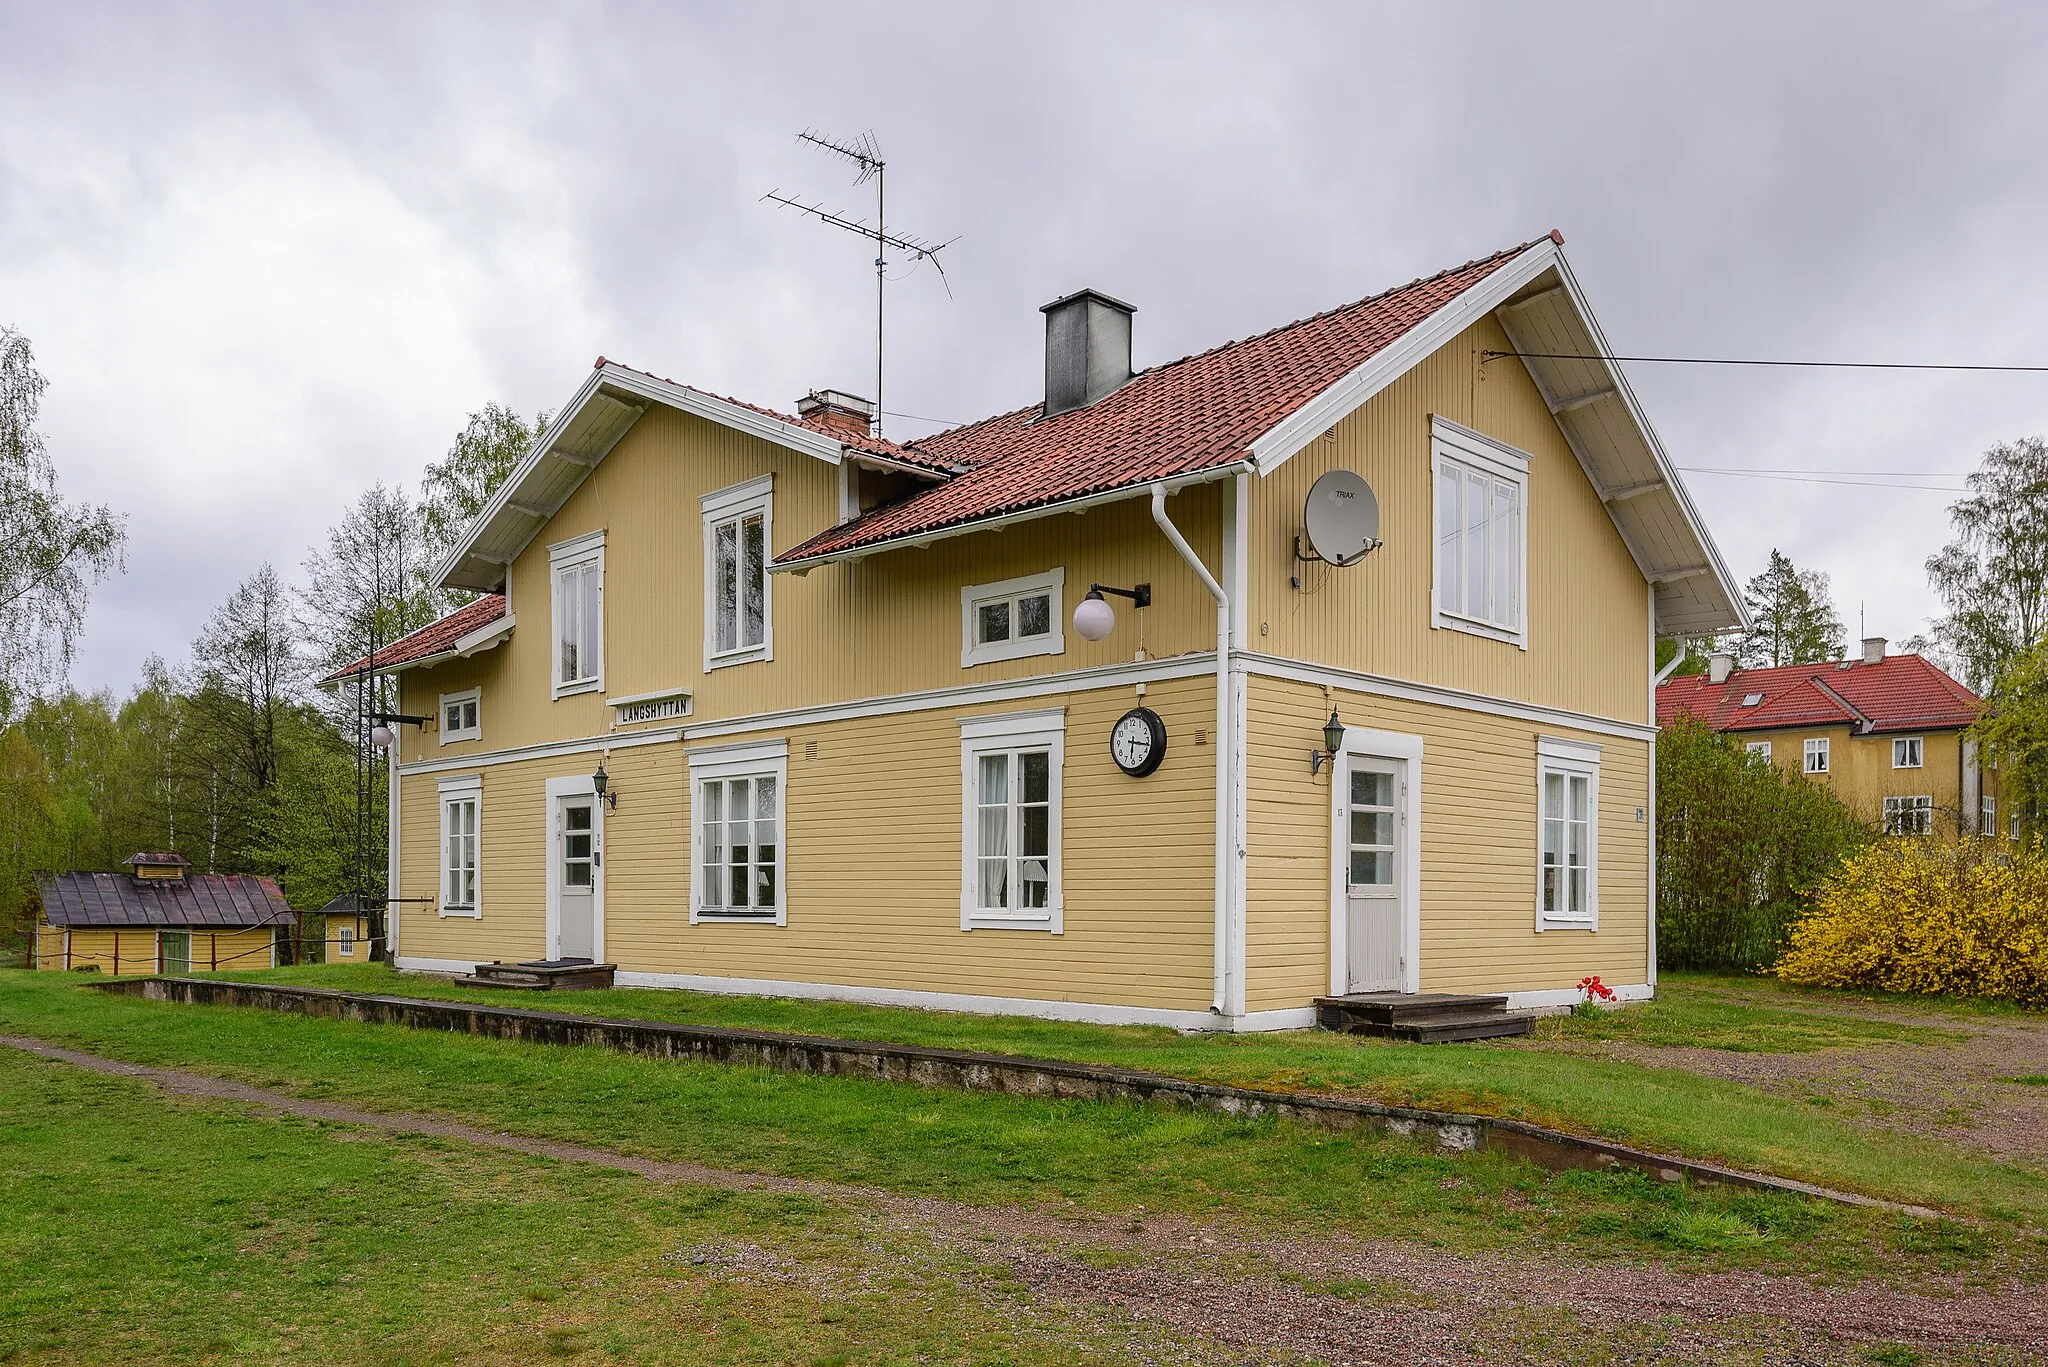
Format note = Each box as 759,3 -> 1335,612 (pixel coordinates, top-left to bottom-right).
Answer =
320,593 -> 507,684
1657,654 -> 1982,735
776,236 -> 1551,565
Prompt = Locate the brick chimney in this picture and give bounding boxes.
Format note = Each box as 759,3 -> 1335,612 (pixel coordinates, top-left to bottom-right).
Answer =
796,389 -> 874,440
1862,636 -> 1887,666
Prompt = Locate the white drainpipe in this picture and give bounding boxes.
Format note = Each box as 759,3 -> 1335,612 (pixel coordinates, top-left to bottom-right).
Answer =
1150,483 -> 1233,1016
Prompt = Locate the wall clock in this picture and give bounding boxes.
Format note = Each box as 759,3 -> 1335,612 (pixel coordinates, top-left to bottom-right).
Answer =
1110,706 -> 1167,778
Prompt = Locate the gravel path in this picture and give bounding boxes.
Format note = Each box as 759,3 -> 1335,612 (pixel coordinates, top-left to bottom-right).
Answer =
6,1033 -> 2042,1365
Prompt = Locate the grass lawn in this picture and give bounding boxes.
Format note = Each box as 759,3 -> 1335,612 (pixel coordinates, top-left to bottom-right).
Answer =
0,970 -> 2042,1293
0,1047 -> 1191,1365
100,961 -> 2048,1228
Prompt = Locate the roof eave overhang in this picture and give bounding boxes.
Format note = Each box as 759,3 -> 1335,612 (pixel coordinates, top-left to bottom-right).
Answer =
436,364 -> 859,594
770,461 -> 1252,573
316,612 -> 516,689
1243,237 -> 1745,638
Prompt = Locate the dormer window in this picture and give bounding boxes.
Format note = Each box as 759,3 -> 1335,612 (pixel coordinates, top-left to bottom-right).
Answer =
962,569 -> 1066,668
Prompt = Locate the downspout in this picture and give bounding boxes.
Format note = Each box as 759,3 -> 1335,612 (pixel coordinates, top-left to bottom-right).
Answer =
1649,600 -> 1684,991
1151,483 -> 1232,1016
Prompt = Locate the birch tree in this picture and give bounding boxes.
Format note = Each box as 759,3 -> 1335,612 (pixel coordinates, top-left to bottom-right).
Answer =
1927,436 -> 2048,693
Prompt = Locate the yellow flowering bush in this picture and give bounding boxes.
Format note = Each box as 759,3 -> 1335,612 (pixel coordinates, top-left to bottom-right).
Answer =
1775,838 -> 2048,1007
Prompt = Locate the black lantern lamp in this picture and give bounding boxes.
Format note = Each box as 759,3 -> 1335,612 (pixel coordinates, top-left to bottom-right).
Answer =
1310,708 -> 1345,775
592,758 -> 618,810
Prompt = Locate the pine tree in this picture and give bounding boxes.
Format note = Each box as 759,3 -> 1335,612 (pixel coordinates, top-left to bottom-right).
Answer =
1738,549 -> 1845,668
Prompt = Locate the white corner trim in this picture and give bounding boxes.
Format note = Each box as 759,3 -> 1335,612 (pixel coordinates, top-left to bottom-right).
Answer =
960,568 -> 1067,668
1249,239 -> 1562,474
959,705 -> 1067,741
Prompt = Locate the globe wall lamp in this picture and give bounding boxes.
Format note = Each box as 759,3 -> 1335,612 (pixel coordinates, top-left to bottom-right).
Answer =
1309,708 -> 1345,776
368,711 -> 430,750
1072,582 -> 1152,641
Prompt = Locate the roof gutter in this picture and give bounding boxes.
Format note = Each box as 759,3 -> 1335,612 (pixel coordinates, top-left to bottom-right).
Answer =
773,462 -> 1251,574
1149,482 -> 1236,1017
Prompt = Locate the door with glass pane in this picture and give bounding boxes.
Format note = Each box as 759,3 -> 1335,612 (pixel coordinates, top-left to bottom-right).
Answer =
1343,759 -> 1404,993
556,796 -> 597,961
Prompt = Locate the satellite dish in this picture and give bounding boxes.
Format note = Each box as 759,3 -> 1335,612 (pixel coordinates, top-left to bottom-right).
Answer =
1302,469 -> 1381,566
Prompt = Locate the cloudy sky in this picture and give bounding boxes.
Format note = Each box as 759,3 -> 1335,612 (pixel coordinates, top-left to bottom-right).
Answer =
4,1 -> 2043,695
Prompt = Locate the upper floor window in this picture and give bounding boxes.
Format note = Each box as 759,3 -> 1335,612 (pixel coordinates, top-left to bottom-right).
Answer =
1892,736 -> 1924,768
550,531 -> 604,697
439,688 -> 480,744
702,476 -> 772,670
1430,418 -> 1528,649
1804,738 -> 1830,774
961,569 -> 1066,668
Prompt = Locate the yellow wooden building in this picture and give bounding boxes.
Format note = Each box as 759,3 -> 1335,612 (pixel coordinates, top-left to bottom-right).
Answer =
33,854 -> 292,975
1658,642 -> 2000,837
330,233 -> 1743,1029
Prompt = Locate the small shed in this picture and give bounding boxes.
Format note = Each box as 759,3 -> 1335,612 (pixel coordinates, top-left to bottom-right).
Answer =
315,893 -> 375,962
34,854 -> 296,976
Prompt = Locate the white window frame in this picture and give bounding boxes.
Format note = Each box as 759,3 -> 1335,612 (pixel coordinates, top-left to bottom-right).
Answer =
549,530 -> 605,699
1745,740 -> 1772,760
337,924 -> 355,957
688,738 -> 788,926
437,775 -> 482,918
701,475 -> 774,672
1429,417 -> 1529,650
960,708 -> 1065,933
1892,736 -> 1924,769
1535,736 -> 1600,931
1803,737 -> 1830,774
1884,794 -> 1933,836
1982,793 -> 1996,837
438,688 -> 481,745
961,568 -> 1067,668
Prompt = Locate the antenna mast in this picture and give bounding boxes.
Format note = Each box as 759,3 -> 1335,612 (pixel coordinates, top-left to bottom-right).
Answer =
765,129 -> 954,438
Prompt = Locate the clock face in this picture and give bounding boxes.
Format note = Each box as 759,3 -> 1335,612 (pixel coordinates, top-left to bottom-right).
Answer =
1110,707 -> 1166,778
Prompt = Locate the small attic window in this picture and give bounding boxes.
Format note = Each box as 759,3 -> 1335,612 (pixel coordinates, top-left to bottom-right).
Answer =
1741,692 -> 1764,707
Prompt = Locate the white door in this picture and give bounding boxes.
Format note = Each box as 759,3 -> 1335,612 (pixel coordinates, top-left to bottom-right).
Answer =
1343,758 -> 1404,993
557,797 -> 597,961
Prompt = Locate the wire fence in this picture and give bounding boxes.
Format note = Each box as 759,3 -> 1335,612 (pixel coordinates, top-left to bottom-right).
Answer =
30,932 -> 374,976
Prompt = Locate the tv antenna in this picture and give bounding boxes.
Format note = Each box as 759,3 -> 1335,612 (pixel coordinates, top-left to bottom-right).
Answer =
763,129 -> 956,438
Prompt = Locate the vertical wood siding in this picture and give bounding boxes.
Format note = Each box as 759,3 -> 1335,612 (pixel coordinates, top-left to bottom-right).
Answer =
398,676 -> 1219,1011
398,406 -> 1227,760
1246,315 -> 1651,724
1243,673 -> 1651,1010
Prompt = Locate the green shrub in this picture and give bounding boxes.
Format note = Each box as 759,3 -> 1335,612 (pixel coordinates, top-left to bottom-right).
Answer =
1775,837 -> 2048,1006
1657,716 -> 1865,970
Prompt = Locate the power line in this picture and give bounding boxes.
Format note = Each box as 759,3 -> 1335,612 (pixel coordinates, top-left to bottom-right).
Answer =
1483,349 -> 2048,373
1676,467 -> 1967,491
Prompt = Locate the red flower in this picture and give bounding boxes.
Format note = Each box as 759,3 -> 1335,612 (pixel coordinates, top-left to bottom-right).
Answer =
1577,975 -> 1617,1002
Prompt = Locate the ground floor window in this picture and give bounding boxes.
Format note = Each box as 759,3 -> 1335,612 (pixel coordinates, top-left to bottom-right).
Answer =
338,924 -> 355,957
1536,737 -> 1600,930
1745,740 -> 1771,760
439,777 -> 481,916
960,709 -> 1064,932
1982,794 -> 1996,837
689,740 -> 788,924
1884,795 -> 1933,835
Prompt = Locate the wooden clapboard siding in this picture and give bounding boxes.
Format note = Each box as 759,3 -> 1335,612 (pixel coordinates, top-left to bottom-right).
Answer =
1242,674 -> 1651,1012
395,404 -> 1226,766
1246,314 -> 1651,726
39,925 -> 276,976
398,675 -> 1218,1011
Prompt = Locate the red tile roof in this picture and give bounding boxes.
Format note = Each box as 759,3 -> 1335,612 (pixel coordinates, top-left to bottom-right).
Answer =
1657,655 -> 1982,735
597,358 -> 961,476
776,237 -> 1551,565
320,593 -> 507,684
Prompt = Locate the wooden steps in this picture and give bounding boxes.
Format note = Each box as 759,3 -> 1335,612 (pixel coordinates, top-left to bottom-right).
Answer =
455,959 -> 616,992
1314,992 -> 1535,1043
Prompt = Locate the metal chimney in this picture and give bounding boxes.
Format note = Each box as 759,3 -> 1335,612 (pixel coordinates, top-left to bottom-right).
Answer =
1040,288 -> 1135,418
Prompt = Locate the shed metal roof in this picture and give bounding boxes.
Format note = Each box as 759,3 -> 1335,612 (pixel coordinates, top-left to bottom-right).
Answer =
37,872 -> 297,929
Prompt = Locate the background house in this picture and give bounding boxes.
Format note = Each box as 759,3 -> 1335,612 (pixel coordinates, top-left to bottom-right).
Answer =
1657,638 -> 1999,837
33,853 -> 294,974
